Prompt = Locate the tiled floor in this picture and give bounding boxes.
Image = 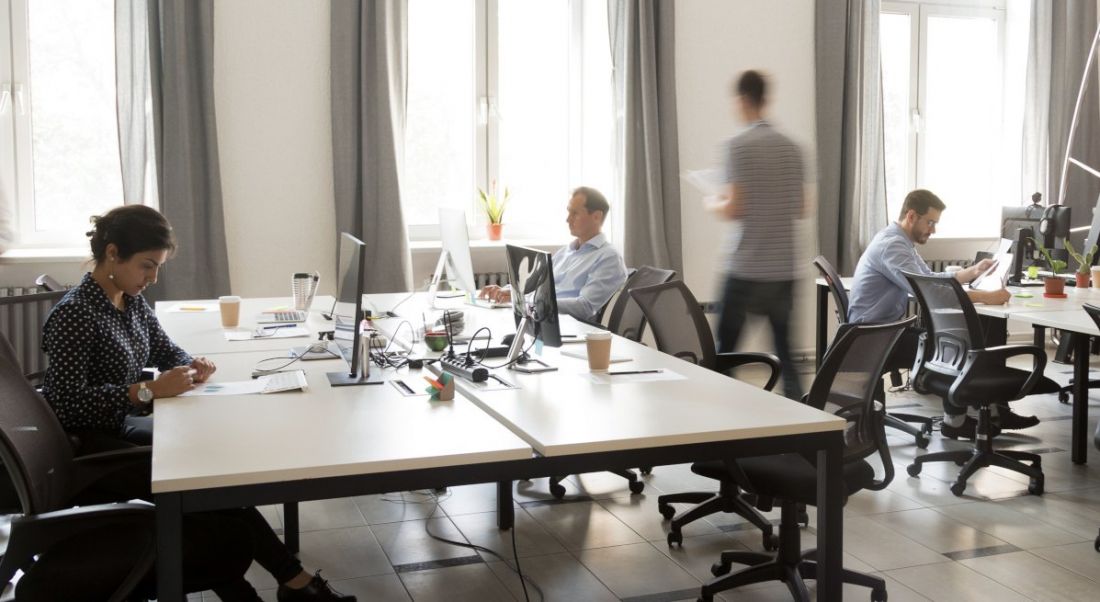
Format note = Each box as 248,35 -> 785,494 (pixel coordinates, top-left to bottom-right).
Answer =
3,362 -> 1100,601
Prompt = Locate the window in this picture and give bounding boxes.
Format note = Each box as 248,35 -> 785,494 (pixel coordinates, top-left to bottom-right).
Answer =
405,0 -> 614,241
1,0 -> 126,248
880,1 -> 1029,238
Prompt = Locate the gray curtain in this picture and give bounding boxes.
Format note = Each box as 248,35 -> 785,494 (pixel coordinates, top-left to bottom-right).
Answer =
331,0 -> 413,294
115,0 -> 230,302
1023,1 -> 1100,234
609,0 -> 682,273
815,0 -> 886,274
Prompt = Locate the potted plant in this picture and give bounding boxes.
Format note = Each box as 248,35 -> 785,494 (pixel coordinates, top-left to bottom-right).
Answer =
1033,240 -> 1068,296
1064,239 -> 1098,288
477,181 -> 510,241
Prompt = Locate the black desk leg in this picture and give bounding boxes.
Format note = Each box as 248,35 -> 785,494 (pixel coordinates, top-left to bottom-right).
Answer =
1033,325 -> 1045,348
284,502 -> 300,554
496,480 -> 514,529
816,284 -> 828,370
1072,333 -> 1089,465
817,434 -> 844,601
155,492 -> 185,602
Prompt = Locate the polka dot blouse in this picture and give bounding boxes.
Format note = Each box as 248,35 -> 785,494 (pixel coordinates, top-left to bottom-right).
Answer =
41,272 -> 192,433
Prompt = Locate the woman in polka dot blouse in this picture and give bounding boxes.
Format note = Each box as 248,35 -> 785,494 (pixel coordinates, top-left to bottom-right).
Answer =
41,206 -> 354,602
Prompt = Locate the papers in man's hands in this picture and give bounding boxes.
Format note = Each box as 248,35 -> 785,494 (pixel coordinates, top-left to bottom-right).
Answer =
682,168 -> 725,197
178,370 -> 308,397
970,240 -> 1014,292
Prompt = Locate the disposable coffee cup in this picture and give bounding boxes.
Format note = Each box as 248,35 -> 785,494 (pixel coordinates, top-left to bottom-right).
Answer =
219,295 -> 241,328
1091,266 -> 1100,289
585,331 -> 613,372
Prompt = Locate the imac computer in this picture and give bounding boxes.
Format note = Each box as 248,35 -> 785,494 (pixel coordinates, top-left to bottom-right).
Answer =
326,232 -> 384,386
504,244 -> 561,373
430,208 -> 478,304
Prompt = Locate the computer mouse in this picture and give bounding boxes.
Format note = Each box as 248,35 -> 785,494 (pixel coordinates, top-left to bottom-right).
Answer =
501,333 -> 516,347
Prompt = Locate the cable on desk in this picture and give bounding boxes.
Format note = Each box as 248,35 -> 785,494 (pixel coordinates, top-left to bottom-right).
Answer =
462,326 -> 540,370
252,342 -> 339,375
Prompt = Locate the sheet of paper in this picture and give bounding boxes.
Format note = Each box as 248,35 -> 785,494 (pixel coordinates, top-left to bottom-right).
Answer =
178,379 -> 265,397
560,348 -> 632,364
682,168 -> 725,197
584,369 -> 686,385
164,302 -> 218,313
224,326 -> 310,341
971,251 -> 1013,292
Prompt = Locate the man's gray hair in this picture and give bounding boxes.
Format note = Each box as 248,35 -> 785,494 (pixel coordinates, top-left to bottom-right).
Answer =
573,186 -> 610,218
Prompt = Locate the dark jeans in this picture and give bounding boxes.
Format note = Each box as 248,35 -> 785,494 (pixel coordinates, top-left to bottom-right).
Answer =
716,277 -> 803,400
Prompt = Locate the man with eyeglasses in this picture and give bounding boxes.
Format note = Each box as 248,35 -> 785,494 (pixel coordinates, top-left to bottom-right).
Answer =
848,188 -> 1039,438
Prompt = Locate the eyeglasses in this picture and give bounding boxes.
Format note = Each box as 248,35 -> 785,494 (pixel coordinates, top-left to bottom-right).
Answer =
922,217 -> 938,228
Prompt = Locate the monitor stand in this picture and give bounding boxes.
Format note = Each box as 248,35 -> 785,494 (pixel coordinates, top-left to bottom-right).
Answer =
428,250 -> 466,308
326,340 -> 386,386
507,317 -> 557,373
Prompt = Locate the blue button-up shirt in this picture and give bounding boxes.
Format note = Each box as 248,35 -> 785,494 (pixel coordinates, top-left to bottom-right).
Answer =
848,223 -> 943,324
551,232 -> 628,323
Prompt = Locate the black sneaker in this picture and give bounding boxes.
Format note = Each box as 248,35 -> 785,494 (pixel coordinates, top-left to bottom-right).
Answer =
941,417 -> 1001,440
276,572 -> 355,602
994,410 -> 1040,430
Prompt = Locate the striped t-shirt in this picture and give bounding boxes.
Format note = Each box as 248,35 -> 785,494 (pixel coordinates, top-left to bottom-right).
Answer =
721,121 -> 804,281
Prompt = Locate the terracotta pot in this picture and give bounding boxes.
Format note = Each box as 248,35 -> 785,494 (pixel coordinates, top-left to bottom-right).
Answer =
1044,276 -> 1066,296
487,223 -> 503,241
1076,272 -> 1090,288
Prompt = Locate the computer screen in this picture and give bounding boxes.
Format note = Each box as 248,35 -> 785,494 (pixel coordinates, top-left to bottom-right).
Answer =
505,244 -> 561,348
437,208 -> 477,294
1083,193 -> 1100,267
1001,204 -> 1044,243
327,232 -> 375,386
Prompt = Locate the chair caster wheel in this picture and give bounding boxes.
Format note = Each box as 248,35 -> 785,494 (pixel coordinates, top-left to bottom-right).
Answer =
907,463 -> 921,477
763,532 -> 779,552
640,466 -> 652,475
667,531 -> 683,547
1094,533 -> 1099,552
798,509 -> 809,527
658,503 -> 676,520
950,481 -> 966,497
629,480 -> 645,494
915,433 -> 929,449
1028,477 -> 1044,495
549,482 -> 566,499
710,561 -> 731,577
871,587 -> 888,601
1058,391 -> 1069,404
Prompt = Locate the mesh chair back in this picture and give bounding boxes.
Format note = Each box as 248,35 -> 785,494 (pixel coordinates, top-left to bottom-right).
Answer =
813,255 -> 850,325
629,280 -> 716,369
902,272 -> 983,378
809,318 -> 913,463
0,333 -> 77,514
606,266 -> 677,342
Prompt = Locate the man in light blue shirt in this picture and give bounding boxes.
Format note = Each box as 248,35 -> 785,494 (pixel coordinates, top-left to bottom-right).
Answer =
480,187 -> 627,323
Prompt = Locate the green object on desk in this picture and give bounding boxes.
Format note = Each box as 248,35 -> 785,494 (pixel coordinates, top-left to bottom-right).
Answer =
1027,265 -> 1039,279
1014,292 -> 1033,298
1025,303 -> 1044,308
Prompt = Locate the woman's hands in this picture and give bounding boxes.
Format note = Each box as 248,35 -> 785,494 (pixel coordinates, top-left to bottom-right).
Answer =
190,356 -> 216,382
150,366 -> 198,398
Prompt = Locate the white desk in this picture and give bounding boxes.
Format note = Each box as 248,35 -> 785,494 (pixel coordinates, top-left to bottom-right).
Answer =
155,295 -> 850,601
155,297 -> 339,355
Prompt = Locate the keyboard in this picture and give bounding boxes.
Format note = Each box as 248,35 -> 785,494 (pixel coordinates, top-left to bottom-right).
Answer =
260,370 -> 308,393
466,298 -> 512,310
257,310 -> 307,324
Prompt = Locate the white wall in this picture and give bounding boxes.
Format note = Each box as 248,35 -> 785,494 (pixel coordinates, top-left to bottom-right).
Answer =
674,0 -> 818,355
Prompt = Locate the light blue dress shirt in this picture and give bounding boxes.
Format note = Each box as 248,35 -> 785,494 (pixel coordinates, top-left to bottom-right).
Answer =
848,223 -> 944,324
551,233 -> 628,323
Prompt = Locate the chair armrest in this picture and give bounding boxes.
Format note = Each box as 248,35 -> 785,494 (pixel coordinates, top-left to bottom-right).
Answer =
715,352 -> 781,391
864,412 -> 894,491
69,446 -> 152,500
0,503 -> 154,589
950,344 -> 1048,407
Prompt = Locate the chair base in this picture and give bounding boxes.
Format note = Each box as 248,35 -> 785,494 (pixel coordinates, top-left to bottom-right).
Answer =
1057,379 -> 1100,404
700,502 -> 886,602
907,406 -> 1044,497
547,469 -> 643,499
657,487 -> 777,550
885,412 -> 933,449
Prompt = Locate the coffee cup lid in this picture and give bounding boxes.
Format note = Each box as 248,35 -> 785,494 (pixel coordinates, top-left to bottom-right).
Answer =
585,331 -> 612,340
218,295 -> 241,302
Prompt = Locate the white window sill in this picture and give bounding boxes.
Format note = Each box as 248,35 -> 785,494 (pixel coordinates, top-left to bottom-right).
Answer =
0,247 -> 89,264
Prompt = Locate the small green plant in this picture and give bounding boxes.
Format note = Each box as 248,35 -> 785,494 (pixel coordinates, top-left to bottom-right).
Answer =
477,181 -> 510,225
1031,237 -> 1067,276
1064,239 -> 1097,275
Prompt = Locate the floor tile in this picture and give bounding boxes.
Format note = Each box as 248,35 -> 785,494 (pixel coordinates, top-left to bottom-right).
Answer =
354,491 -> 442,525
277,497 -> 366,532
398,562 -> 514,602
650,532 -> 752,584
524,501 -> 644,550
841,516 -> 947,571
961,550 -> 1100,600
568,470 -> 645,499
449,509 -> 566,559
371,517 -> 476,567
576,542 -> 702,599
868,507 -> 1009,553
296,525 -> 394,581
1029,541 -> 1100,584
844,487 -> 926,516
596,491 -> 722,541
885,560 -> 1030,601
486,553 -> 619,602
933,501 -> 1087,549
437,482 -> 510,516
325,574 -> 411,601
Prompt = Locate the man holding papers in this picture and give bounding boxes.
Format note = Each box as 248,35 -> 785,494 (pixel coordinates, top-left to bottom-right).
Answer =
849,189 -> 1039,437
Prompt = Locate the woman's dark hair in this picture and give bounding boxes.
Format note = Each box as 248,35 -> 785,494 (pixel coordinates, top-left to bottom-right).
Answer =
86,205 -> 177,264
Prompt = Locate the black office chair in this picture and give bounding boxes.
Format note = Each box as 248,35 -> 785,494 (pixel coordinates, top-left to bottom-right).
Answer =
813,255 -> 933,448
903,272 -> 1053,496
699,319 -> 911,602
589,268 -> 635,326
629,280 -> 783,549
0,287 -> 66,384
544,267 -> 676,499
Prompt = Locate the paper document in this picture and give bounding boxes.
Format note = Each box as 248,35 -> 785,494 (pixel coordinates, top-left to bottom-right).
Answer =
970,251 -> 1013,292
560,348 -> 632,364
224,326 -> 310,341
179,370 -> 308,397
585,369 -> 685,385
682,168 -> 725,197
164,303 -> 218,313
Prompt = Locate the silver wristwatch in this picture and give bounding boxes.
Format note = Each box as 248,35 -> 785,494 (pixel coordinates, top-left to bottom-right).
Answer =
137,381 -> 154,404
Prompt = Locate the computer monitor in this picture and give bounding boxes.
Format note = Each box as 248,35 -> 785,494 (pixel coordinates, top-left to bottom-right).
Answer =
326,232 -> 383,386
430,208 -> 478,300
1002,204 -> 1071,283
1082,193 -> 1100,267
504,244 -> 561,373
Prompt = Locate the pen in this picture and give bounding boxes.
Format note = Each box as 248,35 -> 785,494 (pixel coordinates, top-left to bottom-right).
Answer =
260,323 -> 294,330
607,369 -> 662,376
180,306 -> 207,311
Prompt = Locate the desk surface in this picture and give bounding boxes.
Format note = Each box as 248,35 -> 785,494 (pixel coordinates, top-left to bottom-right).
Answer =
150,351 -> 532,493
1009,309 -> 1098,335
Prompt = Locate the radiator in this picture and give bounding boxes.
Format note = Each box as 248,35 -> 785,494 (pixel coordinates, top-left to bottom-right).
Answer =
0,287 -> 65,377
475,271 -> 509,288
927,258 -> 971,272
